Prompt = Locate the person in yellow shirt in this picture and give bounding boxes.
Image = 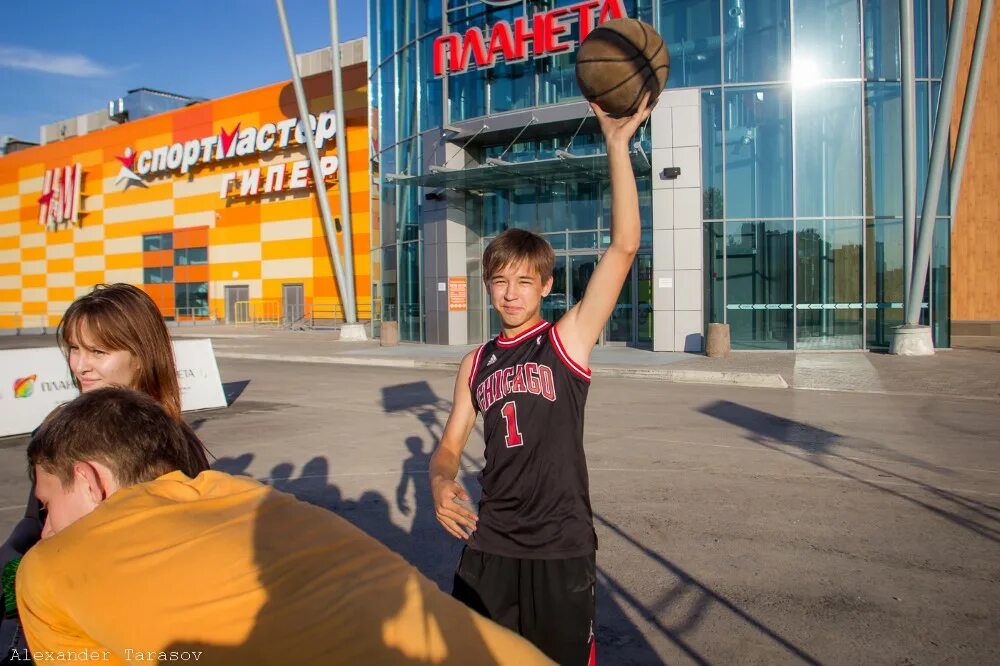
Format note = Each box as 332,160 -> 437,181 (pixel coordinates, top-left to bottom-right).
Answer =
15,387 -> 552,665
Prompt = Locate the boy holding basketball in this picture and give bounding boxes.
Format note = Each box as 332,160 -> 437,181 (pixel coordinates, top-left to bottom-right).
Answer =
430,93 -> 652,665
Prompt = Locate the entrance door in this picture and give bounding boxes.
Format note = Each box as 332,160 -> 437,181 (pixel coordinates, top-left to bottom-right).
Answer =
225,285 -> 249,324
282,283 -> 305,326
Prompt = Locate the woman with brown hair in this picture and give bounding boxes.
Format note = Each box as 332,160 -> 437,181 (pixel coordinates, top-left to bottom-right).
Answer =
2,284 -> 212,658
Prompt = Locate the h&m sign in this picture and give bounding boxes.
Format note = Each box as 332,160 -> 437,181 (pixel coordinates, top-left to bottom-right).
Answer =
38,163 -> 82,230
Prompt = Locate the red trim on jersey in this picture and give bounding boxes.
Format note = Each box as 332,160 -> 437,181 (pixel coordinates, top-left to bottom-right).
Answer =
495,320 -> 551,348
468,344 -> 487,389
548,325 -> 592,382
588,636 -> 597,666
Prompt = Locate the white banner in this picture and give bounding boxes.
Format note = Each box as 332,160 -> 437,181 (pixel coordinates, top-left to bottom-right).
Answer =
0,339 -> 227,438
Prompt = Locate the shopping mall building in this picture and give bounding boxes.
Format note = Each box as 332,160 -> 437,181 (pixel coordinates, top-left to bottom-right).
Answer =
369,0 -> 999,350
0,40 -> 371,330
1,3 -> 997,352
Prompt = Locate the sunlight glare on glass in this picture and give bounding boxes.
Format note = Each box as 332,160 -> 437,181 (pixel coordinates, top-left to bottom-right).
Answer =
791,58 -> 821,89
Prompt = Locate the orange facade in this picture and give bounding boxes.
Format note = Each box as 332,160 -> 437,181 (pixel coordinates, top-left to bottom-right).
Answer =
0,64 -> 370,328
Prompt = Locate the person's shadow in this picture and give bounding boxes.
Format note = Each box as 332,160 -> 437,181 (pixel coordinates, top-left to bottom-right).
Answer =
156,460 -> 547,665
392,436 -> 464,589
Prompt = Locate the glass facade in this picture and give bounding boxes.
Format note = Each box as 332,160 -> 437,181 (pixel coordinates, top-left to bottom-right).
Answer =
372,0 -> 951,348
701,0 -> 950,349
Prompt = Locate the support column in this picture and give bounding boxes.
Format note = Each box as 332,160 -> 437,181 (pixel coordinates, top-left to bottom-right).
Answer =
651,89 -> 703,352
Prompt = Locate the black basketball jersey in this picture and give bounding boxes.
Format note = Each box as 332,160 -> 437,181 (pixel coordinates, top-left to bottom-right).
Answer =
466,320 -> 596,559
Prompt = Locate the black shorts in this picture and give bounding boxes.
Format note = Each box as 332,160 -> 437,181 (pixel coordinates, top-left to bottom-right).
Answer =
452,547 -> 596,666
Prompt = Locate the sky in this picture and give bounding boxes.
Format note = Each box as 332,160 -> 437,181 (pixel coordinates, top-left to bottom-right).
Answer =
0,1 -> 368,143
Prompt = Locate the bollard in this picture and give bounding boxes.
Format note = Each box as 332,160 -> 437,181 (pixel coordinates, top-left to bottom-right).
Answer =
706,323 -> 730,358
380,320 -> 400,347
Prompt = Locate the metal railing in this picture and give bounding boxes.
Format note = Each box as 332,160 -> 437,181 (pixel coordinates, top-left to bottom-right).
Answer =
305,302 -> 373,329
160,306 -> 223,327
233,300 -> 282,327
0,312 -> 62,334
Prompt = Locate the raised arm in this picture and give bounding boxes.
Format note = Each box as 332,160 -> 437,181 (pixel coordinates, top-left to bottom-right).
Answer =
556,93 -> 653,367
429,351 -> 480,540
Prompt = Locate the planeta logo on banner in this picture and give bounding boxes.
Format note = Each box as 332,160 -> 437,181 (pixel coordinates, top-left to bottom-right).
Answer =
116,110 -> 342,199
37,163 -> 83,230
433,0 -> 626,77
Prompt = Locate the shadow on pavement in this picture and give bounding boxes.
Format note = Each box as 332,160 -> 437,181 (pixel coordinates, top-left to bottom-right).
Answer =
698,401 -> 1000,545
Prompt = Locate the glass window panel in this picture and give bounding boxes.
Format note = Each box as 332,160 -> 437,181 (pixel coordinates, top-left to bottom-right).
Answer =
370,0 -> 380,63
143,267 -> 161,284
929,0 -> 946,78
607,274 -> 634,343
569,254 -> 599,308
793,0 -> 861,81
421,0 -> 442,35
380,57 -> 396,147
931,217 -> 949,347
397,0 -> 417,46
382,244 -> 398,322
796,82 -> 862,217
174,283 -> 188,311
862,0 -> 899,80
399,240 -> 422,341
378,0 -> 394,63
142,234 -> 161,251
570,232 -> 598,249
637,253 -> 653,344
175,248 -> 189,266
419,36 -> 444,132
704,221 -> 725,326
544,232 -> 567,250
449,69 -> 487,121
914,0 -> 928,78
725,220 -> 794,349
796,219 -> 863,349
724,0 -> 791,83
724,85 -> 793,219
398,45 -> 417,140
162,266 -> 173,283
538,51 -> 580,106
541,255 -> 568,323
161,233 -> 172,250
864,82 -> 902,217
659,0 -> 722,87
189,282 -> 209,317
489,60 -> 536,113
187,247 -> 208,265
629,0 -> 655,23
926,81 -> 950,215
865,218 -> 904,348
702,88 -> 723,219
567,181 -> 600,232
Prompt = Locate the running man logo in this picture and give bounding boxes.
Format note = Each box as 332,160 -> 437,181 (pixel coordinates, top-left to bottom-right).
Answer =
13,375 -> 37,398
37,164 -> 82,230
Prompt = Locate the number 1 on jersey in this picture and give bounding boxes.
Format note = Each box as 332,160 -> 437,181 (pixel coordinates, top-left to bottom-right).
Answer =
500,400 -> 524,448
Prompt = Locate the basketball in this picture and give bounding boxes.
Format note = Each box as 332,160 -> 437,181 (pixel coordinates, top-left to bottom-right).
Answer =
575,19 -> 670,117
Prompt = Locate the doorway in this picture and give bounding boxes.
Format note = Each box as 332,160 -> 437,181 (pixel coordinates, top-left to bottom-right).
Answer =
282,283 -> 305,326
224,285 -> 249,324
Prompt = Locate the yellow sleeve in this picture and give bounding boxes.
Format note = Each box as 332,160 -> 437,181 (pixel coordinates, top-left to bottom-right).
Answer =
16,548 -> 124,665
370,568 -> 555,665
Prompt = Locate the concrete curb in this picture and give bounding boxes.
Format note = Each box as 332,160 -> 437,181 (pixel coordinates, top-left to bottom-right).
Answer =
593,366 -> 789,388
215,352 -> 789,389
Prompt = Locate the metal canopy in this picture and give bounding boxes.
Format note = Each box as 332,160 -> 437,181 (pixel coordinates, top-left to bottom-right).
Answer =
386,150 -> 651,193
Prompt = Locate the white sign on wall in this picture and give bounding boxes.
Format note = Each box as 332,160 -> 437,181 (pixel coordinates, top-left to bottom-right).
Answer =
0,339 -> 227,438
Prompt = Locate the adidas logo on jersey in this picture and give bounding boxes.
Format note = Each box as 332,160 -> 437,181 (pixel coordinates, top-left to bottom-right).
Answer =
486,353 -> 498,366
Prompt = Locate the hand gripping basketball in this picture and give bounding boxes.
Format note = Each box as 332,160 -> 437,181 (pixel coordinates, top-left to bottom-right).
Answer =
576,18 -> 670,117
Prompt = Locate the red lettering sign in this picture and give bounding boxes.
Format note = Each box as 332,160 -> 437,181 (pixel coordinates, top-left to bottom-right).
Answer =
433,0 -> 626,77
